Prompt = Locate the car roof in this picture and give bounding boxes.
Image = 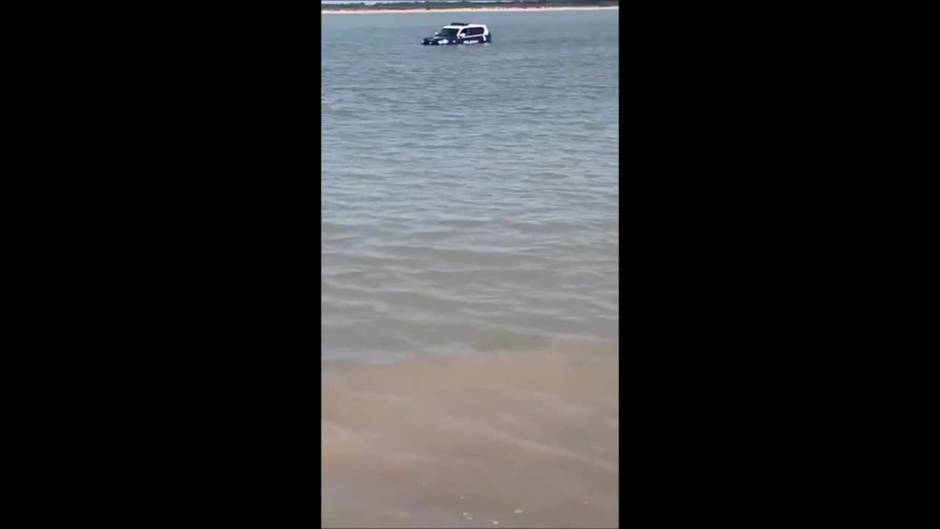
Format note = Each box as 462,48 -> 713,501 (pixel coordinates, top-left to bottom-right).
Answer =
442,23 -> 486,30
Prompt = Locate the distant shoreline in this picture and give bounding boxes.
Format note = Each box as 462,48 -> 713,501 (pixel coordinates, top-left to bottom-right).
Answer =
323,6 -> 618,15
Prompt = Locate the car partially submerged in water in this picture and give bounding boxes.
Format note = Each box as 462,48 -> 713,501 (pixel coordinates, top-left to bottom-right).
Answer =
422,23 -> 491,45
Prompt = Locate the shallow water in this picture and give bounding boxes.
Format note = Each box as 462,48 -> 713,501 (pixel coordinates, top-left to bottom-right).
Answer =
323,344 -> 618,528
322,10 -> 619,527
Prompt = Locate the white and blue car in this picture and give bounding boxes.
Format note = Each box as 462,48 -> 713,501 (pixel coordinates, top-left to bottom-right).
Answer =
422,23 -> 491,45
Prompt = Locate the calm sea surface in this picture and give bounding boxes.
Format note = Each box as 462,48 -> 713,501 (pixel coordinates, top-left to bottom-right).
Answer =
322,10 -> 619,363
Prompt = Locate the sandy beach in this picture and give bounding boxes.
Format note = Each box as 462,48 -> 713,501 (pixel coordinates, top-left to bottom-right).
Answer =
323,6 -> 618,15
323,341 -> 618,528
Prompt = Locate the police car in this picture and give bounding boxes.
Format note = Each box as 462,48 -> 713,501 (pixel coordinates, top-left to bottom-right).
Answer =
421,23 -> 491,45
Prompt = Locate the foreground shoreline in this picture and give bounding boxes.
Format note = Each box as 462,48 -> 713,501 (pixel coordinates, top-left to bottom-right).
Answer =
323,344 -> 618,527
322,6 -> 618,14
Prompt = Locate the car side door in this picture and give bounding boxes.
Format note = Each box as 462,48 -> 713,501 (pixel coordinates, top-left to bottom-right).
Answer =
463,27 -> 482,44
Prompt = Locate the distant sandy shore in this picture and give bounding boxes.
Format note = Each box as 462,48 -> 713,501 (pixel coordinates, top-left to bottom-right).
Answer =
323,6 -> 618,15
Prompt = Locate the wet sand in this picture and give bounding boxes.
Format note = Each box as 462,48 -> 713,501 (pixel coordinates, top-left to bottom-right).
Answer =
322,6 -> 619,15
322,342 -> 618,528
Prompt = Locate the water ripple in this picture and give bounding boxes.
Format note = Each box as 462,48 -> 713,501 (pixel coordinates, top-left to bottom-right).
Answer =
324,11 -> 619,360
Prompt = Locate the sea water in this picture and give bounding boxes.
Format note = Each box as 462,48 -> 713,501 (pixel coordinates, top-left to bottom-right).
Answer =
323,10 -> 618,362
322,10 -> 619,528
